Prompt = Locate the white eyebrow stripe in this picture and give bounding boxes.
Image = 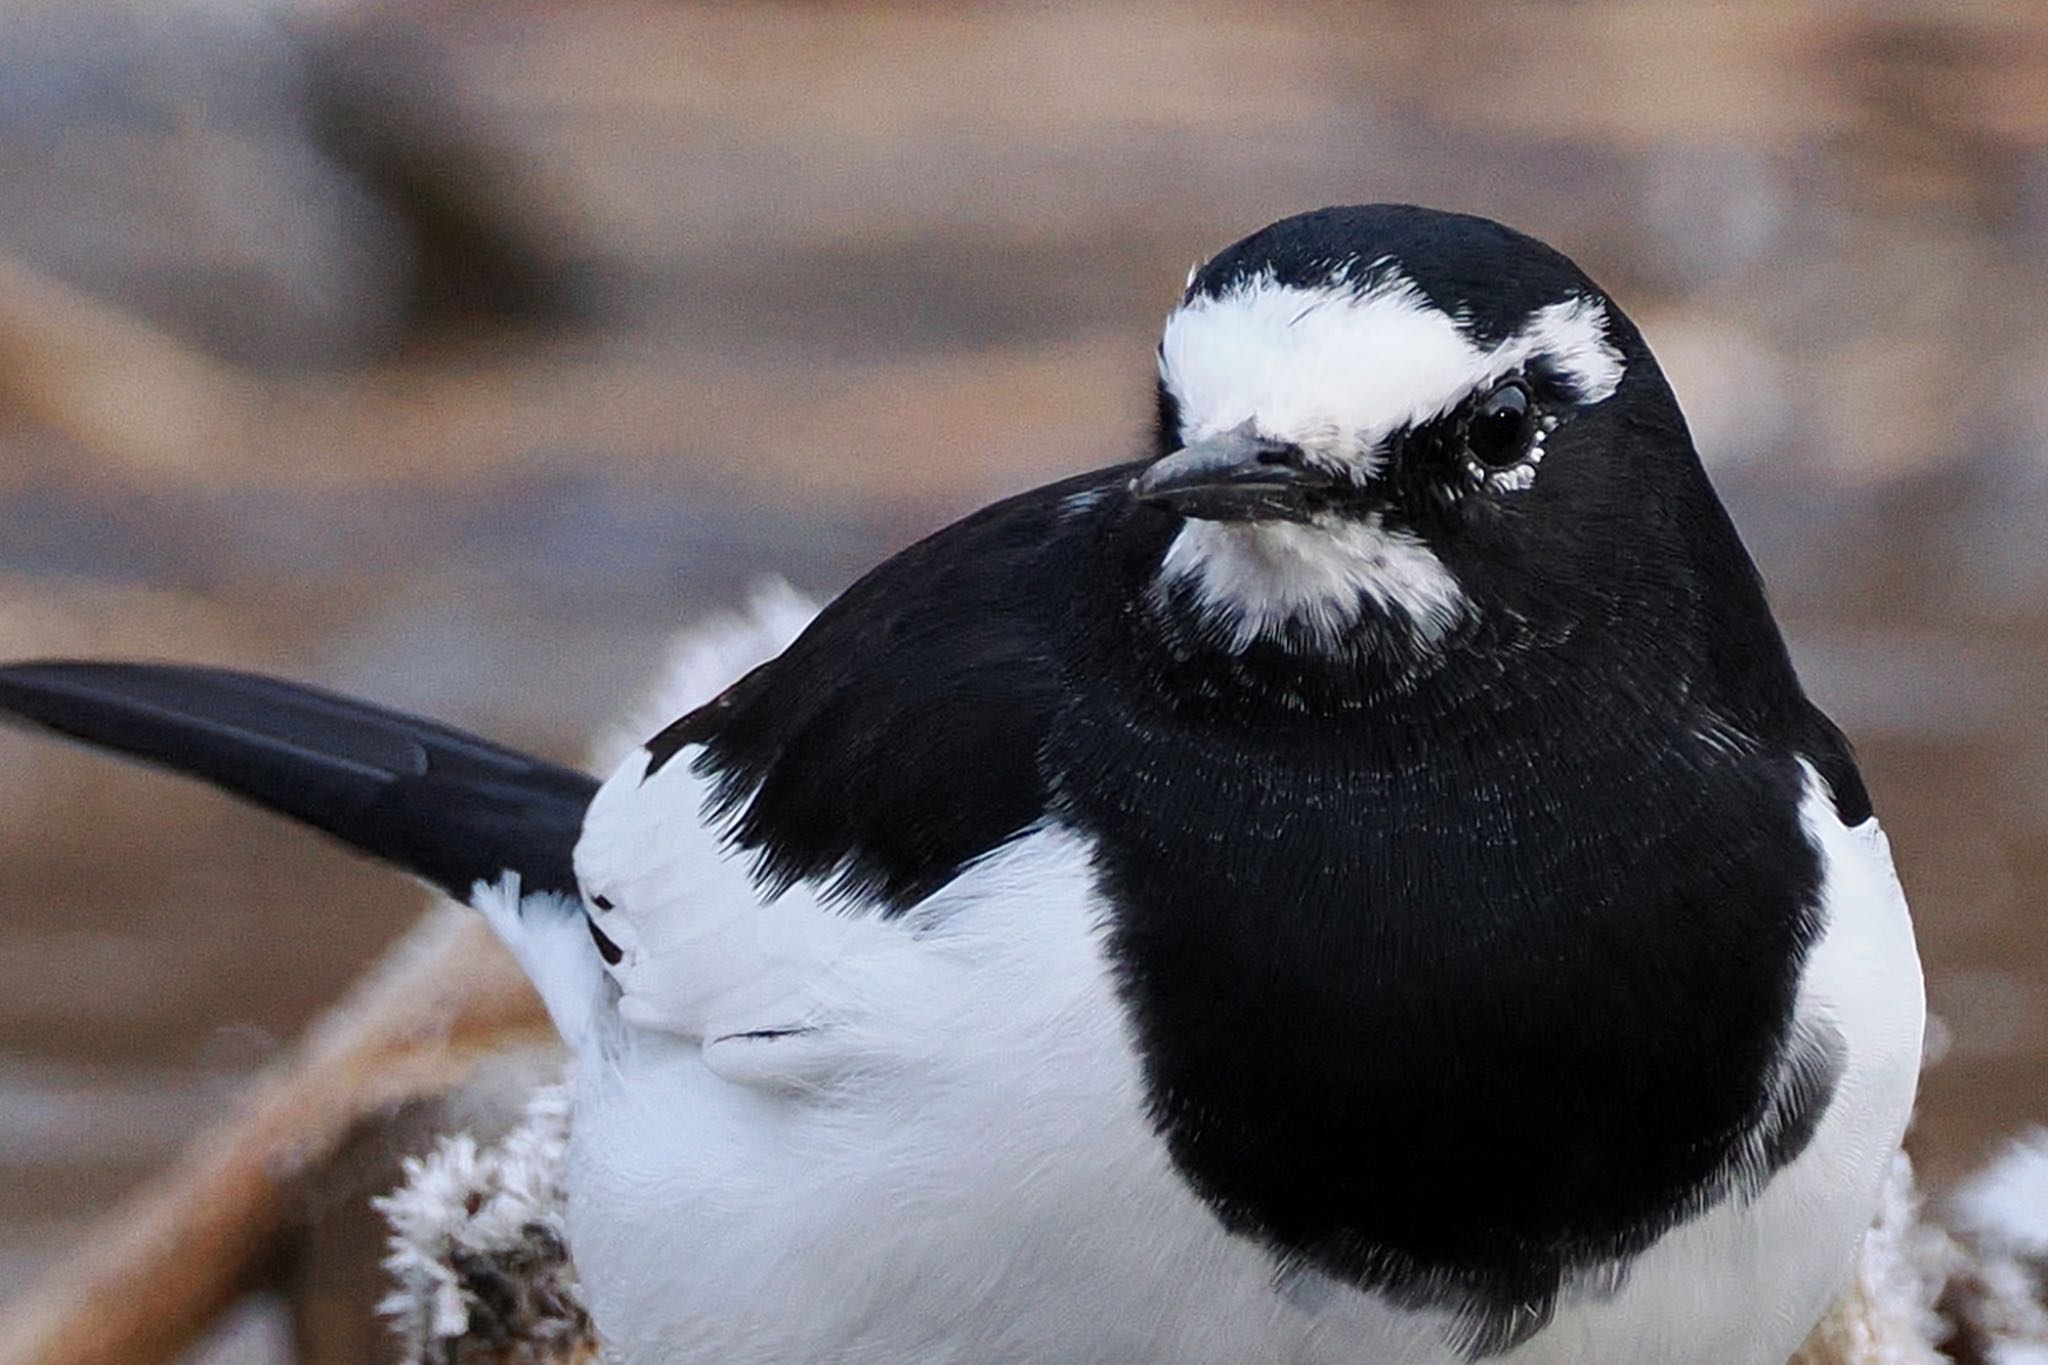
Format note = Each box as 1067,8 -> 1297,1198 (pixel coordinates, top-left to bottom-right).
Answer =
1508,296 -> 1626,403
1157,273 -> 1625,450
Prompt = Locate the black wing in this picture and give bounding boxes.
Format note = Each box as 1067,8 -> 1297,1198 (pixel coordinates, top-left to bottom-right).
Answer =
644,462 -> 1161,910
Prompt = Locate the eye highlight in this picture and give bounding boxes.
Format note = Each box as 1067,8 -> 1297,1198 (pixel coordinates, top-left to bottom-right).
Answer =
1467,379 -> 1535,468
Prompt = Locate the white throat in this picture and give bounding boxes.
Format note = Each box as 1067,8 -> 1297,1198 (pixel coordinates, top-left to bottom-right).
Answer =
1159,515 -> 1467,651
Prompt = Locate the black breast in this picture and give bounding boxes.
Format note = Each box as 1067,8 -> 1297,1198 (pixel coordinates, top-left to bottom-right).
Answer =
1052,636 -> 1840,1353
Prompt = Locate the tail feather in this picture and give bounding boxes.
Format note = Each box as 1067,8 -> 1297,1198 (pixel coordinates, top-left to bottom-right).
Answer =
0,662 -> 597,901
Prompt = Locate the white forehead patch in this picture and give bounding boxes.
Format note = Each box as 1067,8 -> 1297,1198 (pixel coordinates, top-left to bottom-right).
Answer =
1157,269 -> 1624,451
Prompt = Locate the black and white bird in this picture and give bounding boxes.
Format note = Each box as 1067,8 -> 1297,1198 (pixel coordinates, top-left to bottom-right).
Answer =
0,205 -> 1923,1363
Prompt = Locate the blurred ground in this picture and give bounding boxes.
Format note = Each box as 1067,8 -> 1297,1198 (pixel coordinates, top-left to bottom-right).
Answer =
0,0 -> 2043,1356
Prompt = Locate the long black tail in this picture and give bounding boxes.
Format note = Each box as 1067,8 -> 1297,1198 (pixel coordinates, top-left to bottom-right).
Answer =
0,662 -> 597,901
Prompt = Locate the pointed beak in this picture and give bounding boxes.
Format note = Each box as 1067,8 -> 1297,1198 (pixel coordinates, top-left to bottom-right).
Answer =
1130,426 -> 1337,523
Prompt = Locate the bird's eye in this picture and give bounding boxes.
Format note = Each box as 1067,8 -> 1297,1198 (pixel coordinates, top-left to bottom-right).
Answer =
1467,380 -> 1534,468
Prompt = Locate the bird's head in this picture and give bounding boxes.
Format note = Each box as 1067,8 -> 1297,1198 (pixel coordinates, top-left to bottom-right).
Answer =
1134,204 -> 1707,672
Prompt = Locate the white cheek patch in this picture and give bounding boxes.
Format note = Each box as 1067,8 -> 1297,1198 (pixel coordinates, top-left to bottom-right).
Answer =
1159,515 -> 1468,651
1156,271 -> 1625,454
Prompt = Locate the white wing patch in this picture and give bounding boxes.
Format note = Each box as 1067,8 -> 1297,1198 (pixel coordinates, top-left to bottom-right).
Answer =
568,582 -> 1096,1090
576,741 -> 951,1087
571,578 -> 945,1087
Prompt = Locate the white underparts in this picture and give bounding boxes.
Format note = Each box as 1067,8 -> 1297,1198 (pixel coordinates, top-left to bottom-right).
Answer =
1159,514 -> 1467,650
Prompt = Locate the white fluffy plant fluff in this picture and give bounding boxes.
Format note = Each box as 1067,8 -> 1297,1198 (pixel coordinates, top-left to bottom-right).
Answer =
1946,1129 -> 2048,1361
375,1085 -> 594,1362
1791,1153 -> 1952,1365
370,583 -> 2045,1364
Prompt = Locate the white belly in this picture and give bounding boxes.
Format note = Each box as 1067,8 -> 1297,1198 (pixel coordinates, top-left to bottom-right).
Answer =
563,775 -> 1921,1364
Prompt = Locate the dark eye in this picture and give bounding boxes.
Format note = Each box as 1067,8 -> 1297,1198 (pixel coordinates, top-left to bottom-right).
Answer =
1467,380 -> 1534,468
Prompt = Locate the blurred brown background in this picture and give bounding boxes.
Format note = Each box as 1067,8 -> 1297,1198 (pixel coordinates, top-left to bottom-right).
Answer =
0,0 -> 2042,1359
